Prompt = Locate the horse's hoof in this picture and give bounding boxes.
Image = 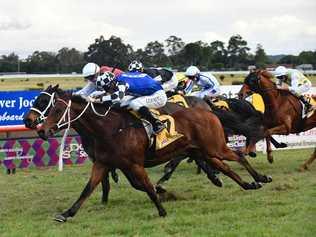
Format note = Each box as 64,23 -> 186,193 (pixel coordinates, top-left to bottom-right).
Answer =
250,182 -> 262,189
155,185 -> 167,194
210,176 -> 223,187
268,156 -> 274,164
266,175 -> 272,182
54,214 -> 67,222
279,142 -> 287,148
159,209 -> 167,217
249,152 -> 257,158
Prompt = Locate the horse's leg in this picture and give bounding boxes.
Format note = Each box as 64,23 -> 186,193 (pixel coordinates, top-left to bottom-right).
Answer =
205,157 -> 262,190
194,158 -> 223,187
299,148 -> 316,171
235,151 -> 272,183
123,165 -> 167,217
101,171 -> 110,204
54,162 -> 107,222
221,148 -> 272,183
245,138 -> 257,157
265,137 -> 274,164
156,156 -> 184,186
270,136 -> 287,148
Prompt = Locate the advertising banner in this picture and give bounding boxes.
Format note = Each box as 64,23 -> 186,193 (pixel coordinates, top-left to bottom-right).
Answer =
0,90 -> 40,127
0,136 -> 88,170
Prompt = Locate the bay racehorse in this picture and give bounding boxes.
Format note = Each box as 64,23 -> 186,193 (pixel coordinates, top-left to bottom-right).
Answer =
37,94 -> 272,221
238,70 -> 316,169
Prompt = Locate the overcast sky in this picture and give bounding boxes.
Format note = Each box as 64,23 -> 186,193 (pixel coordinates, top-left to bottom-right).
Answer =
0,0 -> 315,58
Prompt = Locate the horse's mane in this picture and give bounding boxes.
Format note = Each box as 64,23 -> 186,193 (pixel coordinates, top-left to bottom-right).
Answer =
258,69 -> 273,79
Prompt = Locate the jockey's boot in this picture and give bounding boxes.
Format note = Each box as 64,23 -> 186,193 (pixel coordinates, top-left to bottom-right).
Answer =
138,106 -> 165,134
299,95 -> 312,114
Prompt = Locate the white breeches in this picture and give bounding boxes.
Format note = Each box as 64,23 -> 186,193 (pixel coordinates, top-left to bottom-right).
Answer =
290,81 -> 312,95
189,87 -> 221,99
128,90 -> 168,111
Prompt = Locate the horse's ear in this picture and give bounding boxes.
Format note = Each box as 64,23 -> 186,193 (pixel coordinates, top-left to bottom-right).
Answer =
47,85 -> 52,89
53,84 -> 59,90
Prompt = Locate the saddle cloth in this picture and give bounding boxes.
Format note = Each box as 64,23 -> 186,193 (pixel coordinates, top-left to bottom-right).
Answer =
130,109 -> 183,150
301,95 -> 316,118
167,94 -> 189,108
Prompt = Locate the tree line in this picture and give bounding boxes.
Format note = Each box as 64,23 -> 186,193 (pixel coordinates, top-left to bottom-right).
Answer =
1,34 -> 316,73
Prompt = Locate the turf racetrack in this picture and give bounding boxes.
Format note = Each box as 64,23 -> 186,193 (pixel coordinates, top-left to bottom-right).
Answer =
0,148 -> 315,236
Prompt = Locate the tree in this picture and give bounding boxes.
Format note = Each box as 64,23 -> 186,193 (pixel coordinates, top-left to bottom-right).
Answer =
143,41 -> 170,67
298,51 -> 316,65
210,40 -> 227,69
24,51 -> 58,73
254,44 -> 269,68
278,55 -> 300,65
165,35 -> 185,67
227,34 -> 250,69
0,53 -> 19,72
56,47 -> 85,73
85,35 -> 134,70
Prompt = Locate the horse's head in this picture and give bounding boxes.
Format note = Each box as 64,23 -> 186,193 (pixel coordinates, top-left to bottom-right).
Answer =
37,95 -> 72,140
23,84 -> 63,129
37,95 -> 89,140
238,70 -> 275,99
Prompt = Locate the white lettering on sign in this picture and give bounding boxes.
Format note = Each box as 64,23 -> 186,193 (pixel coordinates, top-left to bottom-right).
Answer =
0,99 -> 17,108
19,97 -> 35,109
0,112 -> 25,121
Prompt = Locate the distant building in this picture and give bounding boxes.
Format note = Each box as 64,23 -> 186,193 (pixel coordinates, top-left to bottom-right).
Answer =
296,64 -> 313,71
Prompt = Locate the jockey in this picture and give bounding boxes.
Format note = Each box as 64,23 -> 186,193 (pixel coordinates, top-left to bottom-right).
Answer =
274,66 -> 312,113
95,70 -> 167,134
183,66 -> 220,98
128,60 -> 178,94
75,62 -> 123,97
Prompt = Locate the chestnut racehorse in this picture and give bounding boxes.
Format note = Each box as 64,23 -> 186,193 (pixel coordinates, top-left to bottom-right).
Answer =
37,94 -> 271,221
238,70 -> 316,169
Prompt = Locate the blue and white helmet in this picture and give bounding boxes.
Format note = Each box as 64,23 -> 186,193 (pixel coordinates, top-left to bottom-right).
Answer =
128,60 -> 143,72
96,72 -> 116,90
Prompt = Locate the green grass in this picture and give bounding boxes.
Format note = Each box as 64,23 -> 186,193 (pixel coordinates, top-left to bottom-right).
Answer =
1,148 -> 316,237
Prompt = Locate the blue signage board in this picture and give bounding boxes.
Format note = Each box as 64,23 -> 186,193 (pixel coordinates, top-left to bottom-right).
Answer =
0,90 -> 40,126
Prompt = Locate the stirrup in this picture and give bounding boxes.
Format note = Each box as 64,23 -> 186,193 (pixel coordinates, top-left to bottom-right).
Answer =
153,121 -> 165,134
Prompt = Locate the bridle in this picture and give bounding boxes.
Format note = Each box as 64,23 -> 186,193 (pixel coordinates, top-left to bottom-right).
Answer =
30,91 -> 56,123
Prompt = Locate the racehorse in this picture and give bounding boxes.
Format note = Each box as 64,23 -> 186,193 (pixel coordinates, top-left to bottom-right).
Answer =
23,86 -> 225,199
37,93 -> 272,221
238,70 -> 316,168
24,86 -> 267,189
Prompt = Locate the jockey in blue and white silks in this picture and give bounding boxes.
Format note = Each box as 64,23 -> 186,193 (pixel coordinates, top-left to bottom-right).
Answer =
95,69 -> 167,134
183,66 -> 220,98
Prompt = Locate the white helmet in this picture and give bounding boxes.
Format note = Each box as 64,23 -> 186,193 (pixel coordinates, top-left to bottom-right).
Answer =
128,60 -> 143,72
274,66 -> 287,77
96,72 -> 116,90
185,66 -> 200,77
82,62 -> 100,79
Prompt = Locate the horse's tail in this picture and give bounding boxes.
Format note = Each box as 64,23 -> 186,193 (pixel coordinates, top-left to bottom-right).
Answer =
212,108 -> 264,141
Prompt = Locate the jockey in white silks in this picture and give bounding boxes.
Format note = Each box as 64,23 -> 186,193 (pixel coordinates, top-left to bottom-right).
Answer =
183,66 -> 220,98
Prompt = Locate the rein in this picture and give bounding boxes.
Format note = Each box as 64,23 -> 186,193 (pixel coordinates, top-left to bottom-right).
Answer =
55,98 -> 111,129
